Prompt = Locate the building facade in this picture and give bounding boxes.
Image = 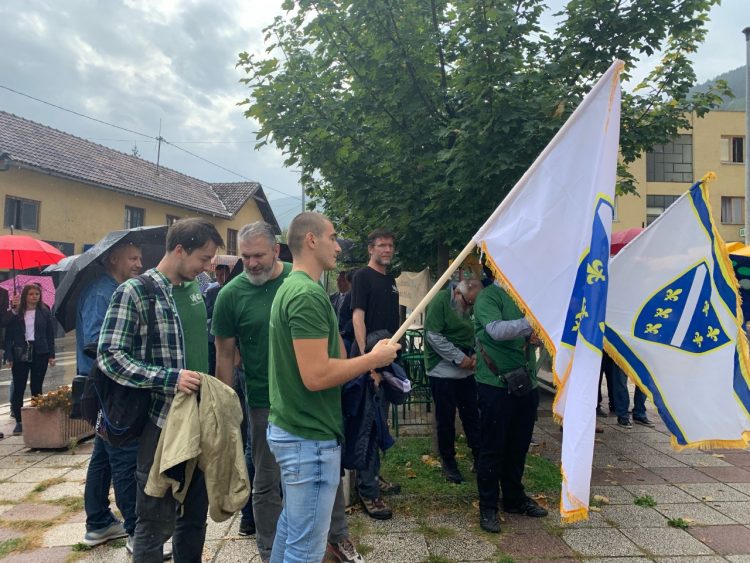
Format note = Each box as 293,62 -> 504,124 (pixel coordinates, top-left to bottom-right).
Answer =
0,111 -> 279,258
617,110 -> 746,242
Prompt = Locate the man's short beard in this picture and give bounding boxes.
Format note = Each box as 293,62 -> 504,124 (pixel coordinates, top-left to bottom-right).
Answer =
245,259 -> 277,286
374,255 -> 391,267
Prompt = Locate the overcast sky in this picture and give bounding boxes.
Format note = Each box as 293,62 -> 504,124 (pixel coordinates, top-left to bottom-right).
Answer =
0,0 -> 747,227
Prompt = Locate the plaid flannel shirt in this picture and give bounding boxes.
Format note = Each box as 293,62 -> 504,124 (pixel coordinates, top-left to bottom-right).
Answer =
97,268 -> 184,428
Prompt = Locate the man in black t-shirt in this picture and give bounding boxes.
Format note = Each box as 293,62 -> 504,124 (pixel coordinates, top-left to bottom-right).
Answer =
350,228 -> 401,520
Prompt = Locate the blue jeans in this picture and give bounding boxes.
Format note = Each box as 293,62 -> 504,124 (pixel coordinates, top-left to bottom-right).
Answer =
612,364 -> 647,418
84,434 -> 138,535
267,424 -> 341,563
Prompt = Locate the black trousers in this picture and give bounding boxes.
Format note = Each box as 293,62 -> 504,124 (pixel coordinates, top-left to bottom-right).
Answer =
11,353 -> 49,421
134,420 -> 209,562
476,383 -> 538,511
429,375 -> 481,463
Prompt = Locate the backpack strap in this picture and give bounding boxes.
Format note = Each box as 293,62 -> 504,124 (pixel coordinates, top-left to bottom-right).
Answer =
136,274 -> 157,364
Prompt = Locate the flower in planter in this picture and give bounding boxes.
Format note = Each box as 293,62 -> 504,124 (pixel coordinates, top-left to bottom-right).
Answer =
30,385 -> 74,413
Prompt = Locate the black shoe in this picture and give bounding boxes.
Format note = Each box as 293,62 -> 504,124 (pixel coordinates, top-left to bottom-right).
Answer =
238,518 -> 256,536
596,406 -> 608,417
633,415 -> 655,428
617,416 -> 633,429
441,461 -> 464,484
479,508 -> 500,533
504,497 -> 548,518
12,423 -> 22,436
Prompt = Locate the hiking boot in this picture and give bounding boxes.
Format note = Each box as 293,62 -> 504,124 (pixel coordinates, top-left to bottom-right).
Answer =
479,508 -> 500,533
327,538 -> 365,562
83,521 -> 127,546
504,497 -> 548,518
238,517 -> 256,536
633,414 -> 655,427
617,416 -> 633,429
442,460 -> 464,484
377,475 -> 401,495
126,535 -> 173,560
361,496 -> 392,520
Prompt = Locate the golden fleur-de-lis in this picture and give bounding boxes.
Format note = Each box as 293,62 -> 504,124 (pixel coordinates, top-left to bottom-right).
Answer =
572,298 -> 588,332
644,323 -> 662,335
693,332 -> 703,348
665,288 -> 683,302
706,326 -> 720,342
702,300 -> 709,316
586,259 -> 606,284
654,308 -> 672,319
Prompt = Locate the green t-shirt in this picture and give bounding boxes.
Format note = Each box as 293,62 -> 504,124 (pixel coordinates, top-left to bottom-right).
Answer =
423,289 -> 475,371
211,263 -> 292,408
473,284 -> 537,389
172,280 -> 209,373
268,270 -> 343,441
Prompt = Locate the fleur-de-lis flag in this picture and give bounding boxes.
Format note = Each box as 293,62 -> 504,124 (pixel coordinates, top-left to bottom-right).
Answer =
606,177 -> 750,450
473,60 -> 623,522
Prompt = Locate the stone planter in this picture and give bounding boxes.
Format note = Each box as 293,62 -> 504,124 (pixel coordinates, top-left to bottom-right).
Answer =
21,407 -> 94,449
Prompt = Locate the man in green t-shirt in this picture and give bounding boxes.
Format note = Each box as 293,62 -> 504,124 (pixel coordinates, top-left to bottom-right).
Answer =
473,282 -> 548,534
424,279 -> 482,485
267,212 -> 399,563
212,222 -> 290,556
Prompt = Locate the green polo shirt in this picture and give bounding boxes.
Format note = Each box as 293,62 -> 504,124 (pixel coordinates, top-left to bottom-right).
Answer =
211,263 -> 292,408
473,284 -> 537,389
268,270 -> 343,441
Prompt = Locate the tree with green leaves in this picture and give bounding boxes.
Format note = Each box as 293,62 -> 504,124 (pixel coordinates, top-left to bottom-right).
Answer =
238,0 -> 730,272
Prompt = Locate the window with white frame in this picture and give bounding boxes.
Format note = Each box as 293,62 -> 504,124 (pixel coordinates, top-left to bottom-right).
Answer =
720,136 -> 744,164
721,196 -> 744,225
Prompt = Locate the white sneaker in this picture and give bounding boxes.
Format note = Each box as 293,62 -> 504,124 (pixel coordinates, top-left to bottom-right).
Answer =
126,535 -> 173,560
83,521 -> 127,546
327,538 -> 365,563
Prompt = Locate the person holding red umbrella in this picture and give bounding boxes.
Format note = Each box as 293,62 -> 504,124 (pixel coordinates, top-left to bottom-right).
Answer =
4,284 -> 56,435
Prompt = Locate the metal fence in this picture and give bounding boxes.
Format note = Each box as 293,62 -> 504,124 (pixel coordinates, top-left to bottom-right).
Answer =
391,329 -> 432,435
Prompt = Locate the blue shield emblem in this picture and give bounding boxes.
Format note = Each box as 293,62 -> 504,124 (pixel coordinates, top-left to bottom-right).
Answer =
634,261 -> 729,353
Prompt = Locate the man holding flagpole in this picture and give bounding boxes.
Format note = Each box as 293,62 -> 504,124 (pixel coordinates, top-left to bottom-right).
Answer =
473,281 -> 547,533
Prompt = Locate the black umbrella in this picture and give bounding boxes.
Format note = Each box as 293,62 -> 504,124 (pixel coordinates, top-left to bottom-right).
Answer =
53,226 -> 168,332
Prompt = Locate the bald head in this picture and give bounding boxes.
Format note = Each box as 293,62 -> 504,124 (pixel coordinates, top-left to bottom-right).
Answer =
287,212 -> 330,256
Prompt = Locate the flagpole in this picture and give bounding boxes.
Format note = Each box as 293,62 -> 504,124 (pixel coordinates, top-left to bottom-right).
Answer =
389,240 -> 477,344
475,60 -> 624,240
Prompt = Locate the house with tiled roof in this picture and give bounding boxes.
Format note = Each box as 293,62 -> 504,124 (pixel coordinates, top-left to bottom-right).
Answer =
0,110 -> 279,256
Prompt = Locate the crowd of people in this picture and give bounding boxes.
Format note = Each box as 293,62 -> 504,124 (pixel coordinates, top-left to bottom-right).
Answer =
0,213 -> 656,562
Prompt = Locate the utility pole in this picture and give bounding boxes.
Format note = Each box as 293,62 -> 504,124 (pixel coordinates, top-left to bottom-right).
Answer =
744,27 -> 750,244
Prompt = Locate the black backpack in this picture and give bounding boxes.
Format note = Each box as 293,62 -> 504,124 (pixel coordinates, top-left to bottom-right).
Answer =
79,274 -> 156,446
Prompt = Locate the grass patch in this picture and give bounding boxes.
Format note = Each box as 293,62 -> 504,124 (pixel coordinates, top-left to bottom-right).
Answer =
523,454 -> 561,496
423,556 -> 455,563
70,543 -> 92,552
50,496 -> 85,512
667,517 -> 690,529
110,538 -> 127,549
634,494 -> 657,508
497,555 -> 517,563
379,437 -> 559,518
33,476 -> 66,493
417,524 -> 456,539
0,538 -> 30,558
356,543 -> 374,556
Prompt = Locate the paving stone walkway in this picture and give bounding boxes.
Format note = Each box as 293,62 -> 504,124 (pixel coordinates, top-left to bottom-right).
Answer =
0,390 -> 748,561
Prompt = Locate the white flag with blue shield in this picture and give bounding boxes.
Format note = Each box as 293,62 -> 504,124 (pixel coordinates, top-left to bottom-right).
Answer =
473,60 -> 623,522
605,177 -> 750,450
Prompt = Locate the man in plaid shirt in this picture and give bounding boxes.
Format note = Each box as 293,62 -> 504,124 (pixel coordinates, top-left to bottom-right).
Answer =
98,218 -> 223,562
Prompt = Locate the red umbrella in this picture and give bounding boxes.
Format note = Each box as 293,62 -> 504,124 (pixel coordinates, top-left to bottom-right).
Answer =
0,235 -> 65,293
610,227 -> 644,256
